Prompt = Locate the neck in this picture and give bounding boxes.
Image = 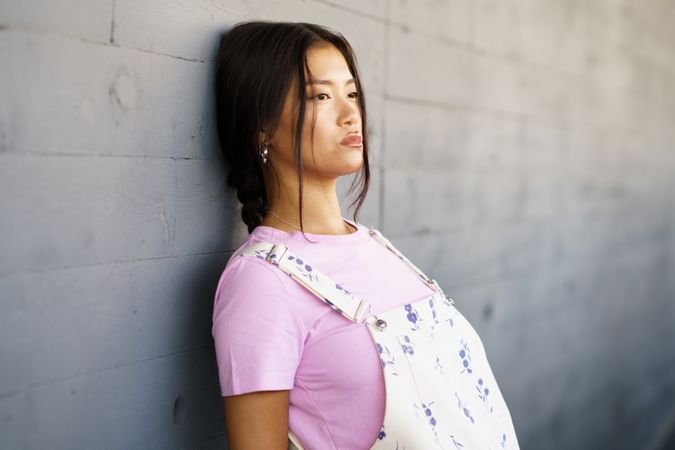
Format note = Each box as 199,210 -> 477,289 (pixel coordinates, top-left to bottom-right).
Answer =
260,177 -> 354,235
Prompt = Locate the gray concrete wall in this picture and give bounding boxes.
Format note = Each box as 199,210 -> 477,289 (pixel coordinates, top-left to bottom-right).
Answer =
1,1 -> 674,449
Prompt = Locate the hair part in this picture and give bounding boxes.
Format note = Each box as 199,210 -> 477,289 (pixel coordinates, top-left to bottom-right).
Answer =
213,20 -> 371,240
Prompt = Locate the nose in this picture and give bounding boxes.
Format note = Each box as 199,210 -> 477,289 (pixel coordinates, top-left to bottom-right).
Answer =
338,95 -> 360,126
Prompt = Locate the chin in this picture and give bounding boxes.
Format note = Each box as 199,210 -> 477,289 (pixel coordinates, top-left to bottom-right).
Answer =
341,153 -> 365,174
341,165 -> 363,176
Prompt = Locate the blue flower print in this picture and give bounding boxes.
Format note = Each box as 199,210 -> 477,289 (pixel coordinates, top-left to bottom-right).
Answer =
428,295 -> 454,335
377,342 -> 399,376
476,377 -> 494,412
423,401 -> 437,427
401,335 -> 415,355
433,353 -> 445,375
454,392 -> 475,424
334,282 -> 353,296
450,434 -> 464,449
286,255 -> 318,283
248,248 -> 270,260
377,425 -> 386,440
459,339 -> 473,374
414,400 -> 442,443
449,435 -> 465,449
404,303 -> 422,331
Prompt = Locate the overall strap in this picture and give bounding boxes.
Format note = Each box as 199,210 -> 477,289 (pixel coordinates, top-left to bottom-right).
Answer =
367,226 -> 453,303
236,242 -> 374,325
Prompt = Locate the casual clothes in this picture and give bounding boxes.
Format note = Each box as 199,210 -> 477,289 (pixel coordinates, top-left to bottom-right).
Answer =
212,218 -> 436,449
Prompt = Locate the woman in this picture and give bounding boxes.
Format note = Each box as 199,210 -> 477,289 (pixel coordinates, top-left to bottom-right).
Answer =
212,20 -> 520,450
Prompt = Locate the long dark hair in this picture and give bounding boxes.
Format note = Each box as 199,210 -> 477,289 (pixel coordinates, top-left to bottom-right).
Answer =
213,20 -> 371,237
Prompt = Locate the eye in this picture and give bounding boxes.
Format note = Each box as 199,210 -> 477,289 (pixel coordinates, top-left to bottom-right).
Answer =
309,91 -> 360,101
305,92 -> 328,101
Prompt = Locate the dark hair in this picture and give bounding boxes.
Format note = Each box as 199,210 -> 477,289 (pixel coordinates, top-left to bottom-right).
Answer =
213,20 -> 371,238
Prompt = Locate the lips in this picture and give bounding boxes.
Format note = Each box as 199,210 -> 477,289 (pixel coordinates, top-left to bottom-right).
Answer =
341,134 -> 362,146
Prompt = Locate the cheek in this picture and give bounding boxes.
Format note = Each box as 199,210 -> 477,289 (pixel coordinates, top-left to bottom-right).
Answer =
301,114 -> 331,144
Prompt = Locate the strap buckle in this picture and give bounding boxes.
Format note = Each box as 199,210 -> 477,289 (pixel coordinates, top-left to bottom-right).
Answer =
265,243 -> 288,266
354,299 -> 373,325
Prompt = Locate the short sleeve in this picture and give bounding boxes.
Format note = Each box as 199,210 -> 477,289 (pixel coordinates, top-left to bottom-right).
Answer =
212,255 -> 306,396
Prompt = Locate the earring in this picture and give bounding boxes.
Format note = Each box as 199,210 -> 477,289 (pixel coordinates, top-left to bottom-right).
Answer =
258,144 -> 268,164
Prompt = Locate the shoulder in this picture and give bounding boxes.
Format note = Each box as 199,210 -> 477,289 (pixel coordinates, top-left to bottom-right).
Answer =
214,252 -> 290,305
212,253 -> 307,330
212,252 -> 310,341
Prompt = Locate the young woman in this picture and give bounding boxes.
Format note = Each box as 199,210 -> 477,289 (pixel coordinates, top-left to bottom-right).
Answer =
212,21 -> 520,450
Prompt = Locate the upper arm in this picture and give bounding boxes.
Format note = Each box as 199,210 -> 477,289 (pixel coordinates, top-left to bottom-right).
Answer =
212,257 -> 306,396
223,390 -> 290,450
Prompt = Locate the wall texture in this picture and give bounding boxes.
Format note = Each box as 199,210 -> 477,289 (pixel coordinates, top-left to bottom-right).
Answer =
1,1 -> 674,449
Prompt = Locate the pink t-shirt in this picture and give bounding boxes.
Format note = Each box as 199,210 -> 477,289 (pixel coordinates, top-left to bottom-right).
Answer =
212,217 -> 436,449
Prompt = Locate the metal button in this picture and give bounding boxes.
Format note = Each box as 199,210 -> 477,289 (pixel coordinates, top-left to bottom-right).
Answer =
375,318 -> 387,330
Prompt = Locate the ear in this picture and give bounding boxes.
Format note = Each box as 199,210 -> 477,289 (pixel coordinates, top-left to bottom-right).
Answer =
257,130 -> 269,146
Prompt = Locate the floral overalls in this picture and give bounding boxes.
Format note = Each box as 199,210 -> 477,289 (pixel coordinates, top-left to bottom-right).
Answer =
236,226 -> 520,450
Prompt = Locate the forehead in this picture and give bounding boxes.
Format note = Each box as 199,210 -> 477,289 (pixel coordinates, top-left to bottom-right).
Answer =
304,45 -> 352,83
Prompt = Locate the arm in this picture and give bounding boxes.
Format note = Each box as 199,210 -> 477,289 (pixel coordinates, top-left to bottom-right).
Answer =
223,389 -> 290,450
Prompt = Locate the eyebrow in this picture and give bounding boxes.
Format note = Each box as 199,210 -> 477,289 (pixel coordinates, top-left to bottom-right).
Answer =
306,78 -> 356,86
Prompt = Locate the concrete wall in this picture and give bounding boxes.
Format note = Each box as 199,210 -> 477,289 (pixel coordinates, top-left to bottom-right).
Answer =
1,1 -> 674,449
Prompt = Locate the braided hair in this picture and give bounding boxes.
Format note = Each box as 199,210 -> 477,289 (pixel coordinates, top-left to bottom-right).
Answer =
213,21 -> 371,235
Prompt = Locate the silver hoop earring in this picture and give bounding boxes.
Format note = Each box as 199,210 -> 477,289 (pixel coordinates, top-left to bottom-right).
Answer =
258,144 -> 268,164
